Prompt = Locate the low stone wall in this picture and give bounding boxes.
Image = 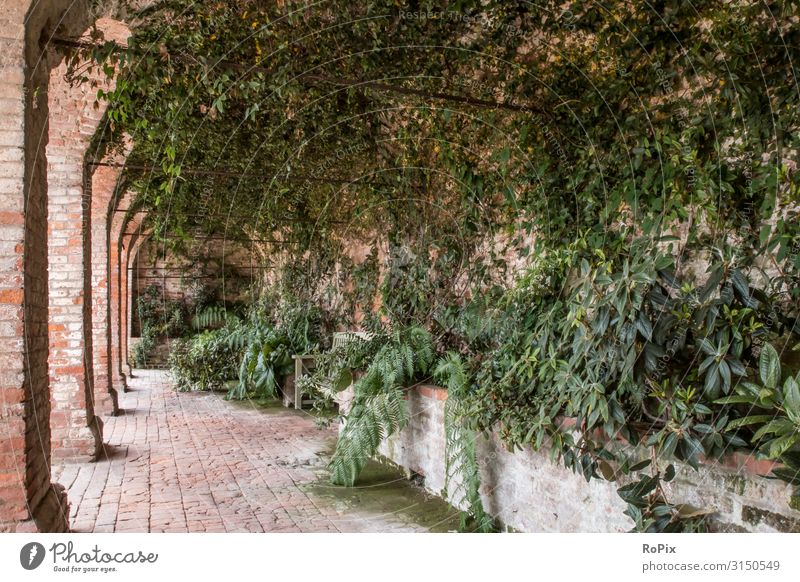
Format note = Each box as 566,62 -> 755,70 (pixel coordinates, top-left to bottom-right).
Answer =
372,385 -> 800,532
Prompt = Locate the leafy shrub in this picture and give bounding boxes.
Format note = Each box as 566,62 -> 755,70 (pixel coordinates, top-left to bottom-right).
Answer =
134,284 -> 191,366
224,317 -> 294,400
433,234 -> 800,528
131,328 -> 157,368
221,302 -> 324,401
168,325 -> 241,392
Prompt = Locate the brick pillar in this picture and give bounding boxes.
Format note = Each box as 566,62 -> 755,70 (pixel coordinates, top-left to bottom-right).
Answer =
0,1 -> 71,533
46,59 -> 109,462
121,222 -> 147,374
107,193 -> 135,394
89,163 -> 127,416
46,17 -> 130,461
121,236 -> 130,375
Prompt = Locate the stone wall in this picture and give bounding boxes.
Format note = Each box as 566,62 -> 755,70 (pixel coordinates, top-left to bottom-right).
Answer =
373,385 -> 800,533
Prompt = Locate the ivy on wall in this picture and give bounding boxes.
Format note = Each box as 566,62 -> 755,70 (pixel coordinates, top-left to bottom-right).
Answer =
68,0 -> 800,531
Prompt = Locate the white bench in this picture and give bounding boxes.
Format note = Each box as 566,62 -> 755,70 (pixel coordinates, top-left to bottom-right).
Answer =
288,331 -> 373,409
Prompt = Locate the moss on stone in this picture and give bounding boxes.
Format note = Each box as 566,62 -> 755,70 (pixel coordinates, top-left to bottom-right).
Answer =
742,505 -> 800,533
303,458 -> 463,532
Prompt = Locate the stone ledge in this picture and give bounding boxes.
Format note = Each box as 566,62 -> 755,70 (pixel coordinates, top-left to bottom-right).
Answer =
414,384 -> 786,480
380,384 -> 800,532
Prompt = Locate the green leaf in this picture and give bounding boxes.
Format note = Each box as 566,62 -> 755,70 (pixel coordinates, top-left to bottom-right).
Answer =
597,460 -> 617,481
759,344 -> 781,389
635,312 -> 653,341
661,432 -> 679,457
714,395 -> 756,405
718,360 -> 732,393
766,433 -> 800,459
335,368 -> 354,392
759,225 -> 772,247
730,269 -> 752,304
752,419 -> 794,442
703,367 -> 720,397
727,358 -> 746,377
681,437 -> 704,469
783,377 -> 800,418
771,467 -> 800,485
725,415 -> 772,431
698,338 -> 716,355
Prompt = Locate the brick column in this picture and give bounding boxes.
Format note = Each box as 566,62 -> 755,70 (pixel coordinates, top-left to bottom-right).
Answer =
108,193 -> 135,394
0,22 -> 53,533
46,60 -> 110,462
121,222 -> 148,374
46,17 -> 130,462
0,0 -> 71,533
121,236 -> 130,375
89,166 -> 116,415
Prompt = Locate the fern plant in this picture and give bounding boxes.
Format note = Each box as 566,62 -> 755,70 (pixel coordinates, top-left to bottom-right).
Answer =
222,304 -> 323,401
329,326 -> 435,486
190,305 -> 235,331
435,352 -> 494,532
329,389 -> 410,486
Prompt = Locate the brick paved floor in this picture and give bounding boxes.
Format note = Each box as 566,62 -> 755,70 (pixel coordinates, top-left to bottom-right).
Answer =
52,370 -> 459,533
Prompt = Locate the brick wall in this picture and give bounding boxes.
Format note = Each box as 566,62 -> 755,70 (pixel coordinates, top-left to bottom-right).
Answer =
130,235 -> 256,338
0,0 -> 104,533
363,386 -> 800,533
0,0 -> 133,531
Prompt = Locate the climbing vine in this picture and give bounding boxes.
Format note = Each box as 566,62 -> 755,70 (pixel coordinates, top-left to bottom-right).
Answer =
64,0 -> 800,531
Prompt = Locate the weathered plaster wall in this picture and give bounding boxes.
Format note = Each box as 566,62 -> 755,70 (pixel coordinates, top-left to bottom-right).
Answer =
366,386 -> 800,533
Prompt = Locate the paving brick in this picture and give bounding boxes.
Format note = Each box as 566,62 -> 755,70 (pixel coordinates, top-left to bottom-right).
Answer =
58,369 -> 446,533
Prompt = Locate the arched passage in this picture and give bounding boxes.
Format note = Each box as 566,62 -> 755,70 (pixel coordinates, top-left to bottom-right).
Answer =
0,0 -> 133,532
107,190 -> 139,394
120,216 -> 149,376
46,17 -> 131,463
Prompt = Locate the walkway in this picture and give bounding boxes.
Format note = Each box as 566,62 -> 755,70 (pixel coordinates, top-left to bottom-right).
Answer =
52,370 -> 459,533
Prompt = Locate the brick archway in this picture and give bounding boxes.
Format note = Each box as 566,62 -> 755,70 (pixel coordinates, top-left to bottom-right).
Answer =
46,18 -> 132,464
0,0 -> 135,532
122,221 -> 150,375
108,190 -> 140,394
89,150 -> 131,418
